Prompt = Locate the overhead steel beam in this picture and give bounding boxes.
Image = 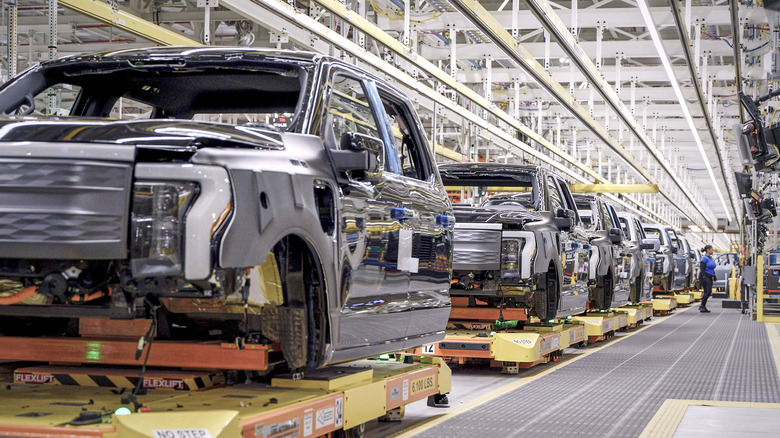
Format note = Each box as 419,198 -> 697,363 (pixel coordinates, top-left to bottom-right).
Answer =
418,39 -> 734,60
221,0 -> 671,226
456,64 -> 764,84
730,0 -> 744,123
667,0 -> 739,221
376,6 -> 765,32
59,0 -> 200,46
571,184 -> 659,194
444,0 -> 712,228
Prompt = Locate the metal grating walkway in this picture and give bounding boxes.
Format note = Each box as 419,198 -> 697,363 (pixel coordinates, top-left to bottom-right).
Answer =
418,303 -> 780,438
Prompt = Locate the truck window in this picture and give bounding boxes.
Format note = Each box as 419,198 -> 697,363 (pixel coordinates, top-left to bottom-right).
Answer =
323,75 -> 381,150
378,91 -> 429,181
19,83 -> 82,116
619,217 -> 631,239
547,177 -> 564,212
635,219 -> 646,240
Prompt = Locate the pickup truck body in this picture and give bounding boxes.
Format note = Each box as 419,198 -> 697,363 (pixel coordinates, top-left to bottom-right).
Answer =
617,212 -> 658,303
439,163 -> 591,319
642,223 -> 675,293
713,252 -> 739,290
0,47 -> 453,370
573,195 -> 631,308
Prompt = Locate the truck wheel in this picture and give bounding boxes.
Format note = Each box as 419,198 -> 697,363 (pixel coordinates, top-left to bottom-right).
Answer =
594,274 -> 614,310
271,236 -> 328,371
629,269 -> 644,303
533,268 -> 559,320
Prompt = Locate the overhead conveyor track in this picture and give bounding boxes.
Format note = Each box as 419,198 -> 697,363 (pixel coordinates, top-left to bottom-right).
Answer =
666,0 -> 740,221
444,0 -> 715,229
223,0 -> 674,226
410,307 -> 780,437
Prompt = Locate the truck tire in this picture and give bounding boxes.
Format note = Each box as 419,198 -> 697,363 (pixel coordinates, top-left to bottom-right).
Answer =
629,268 -> 644,303
533,269 -> 559,321
271,236 -> 328,371
594,273 -> 614,310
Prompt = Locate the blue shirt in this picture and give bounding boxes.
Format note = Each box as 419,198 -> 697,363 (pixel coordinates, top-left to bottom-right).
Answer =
701,255 -> 716,276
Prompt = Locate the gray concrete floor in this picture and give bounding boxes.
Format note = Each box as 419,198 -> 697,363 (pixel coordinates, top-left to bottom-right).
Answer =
673,406 -> 780,437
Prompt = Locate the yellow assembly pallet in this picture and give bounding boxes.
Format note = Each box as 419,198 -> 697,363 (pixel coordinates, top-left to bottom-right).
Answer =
614,304 -> 652,328
410,321 -> 586,374
651,296 -> 677,315
571,313 -> 617,343
675,292 -> 694,306
691,290 -> 704,301
0,357 -> 450,437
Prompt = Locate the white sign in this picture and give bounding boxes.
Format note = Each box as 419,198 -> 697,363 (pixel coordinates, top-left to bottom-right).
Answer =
335,398 -> 343,428
512,339 -> 534,345
402,379 -> 409,401
153,430 -> 213,438
303,413 -> 313,437
421,343 -> 436,354
315,407 -> 334,429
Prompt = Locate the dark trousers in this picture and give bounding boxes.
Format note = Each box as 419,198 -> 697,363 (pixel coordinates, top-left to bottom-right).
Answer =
700,274 -> 713,308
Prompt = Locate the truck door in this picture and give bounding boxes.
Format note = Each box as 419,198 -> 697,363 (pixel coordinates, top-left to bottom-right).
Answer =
319,70 -> 409,355
374,84 -> 452,348
551,176 -> 590,316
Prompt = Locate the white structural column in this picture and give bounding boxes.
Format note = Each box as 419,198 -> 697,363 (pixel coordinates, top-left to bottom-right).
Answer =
595,24 -> 603,69
544,29 -> 550,69
512,0 -> 519,39
403,0 -> 410,47
571,0 -> 578,38
47,0 -> 57,114
449,26 -> 457,91
514,80 -> 520,118
7,2 -> 18,79
485,54 -> 492,103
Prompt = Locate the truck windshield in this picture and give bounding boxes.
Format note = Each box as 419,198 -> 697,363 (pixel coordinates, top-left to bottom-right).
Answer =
440,167 -> 540,210
0,59 -> 308,127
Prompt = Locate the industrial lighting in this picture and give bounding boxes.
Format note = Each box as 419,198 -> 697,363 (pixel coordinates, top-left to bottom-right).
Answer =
636,0 -> 733,223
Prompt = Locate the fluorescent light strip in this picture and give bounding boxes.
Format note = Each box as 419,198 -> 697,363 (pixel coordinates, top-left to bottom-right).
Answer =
636,0 -> 732,223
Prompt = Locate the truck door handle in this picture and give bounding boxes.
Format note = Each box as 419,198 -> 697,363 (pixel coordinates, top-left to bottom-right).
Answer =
391,207 -> 415,220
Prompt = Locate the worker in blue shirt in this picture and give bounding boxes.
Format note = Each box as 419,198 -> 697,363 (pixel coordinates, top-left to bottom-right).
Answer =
699,245 -> 716,313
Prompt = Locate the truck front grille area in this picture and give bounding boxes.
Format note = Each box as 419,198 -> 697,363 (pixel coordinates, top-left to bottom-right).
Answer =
654,259 -> 665,275
452,228 -> 501,270
0,160 -> 132,259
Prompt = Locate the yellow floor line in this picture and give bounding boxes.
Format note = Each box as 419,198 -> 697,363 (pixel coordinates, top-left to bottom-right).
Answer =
389,305 -> 694,438
765,323 -> 780,379
638,399 -> 780,438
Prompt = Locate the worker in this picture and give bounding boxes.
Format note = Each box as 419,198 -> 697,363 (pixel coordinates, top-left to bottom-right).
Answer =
699,245 -> 716,313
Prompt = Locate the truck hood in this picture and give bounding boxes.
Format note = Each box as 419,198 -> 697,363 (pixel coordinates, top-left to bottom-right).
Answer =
452,205 -> 542,228
0,117 -> 284,150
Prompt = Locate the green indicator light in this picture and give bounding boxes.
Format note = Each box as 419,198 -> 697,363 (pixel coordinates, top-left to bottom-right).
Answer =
86,342 -> 102,361
114,407 -> 132,416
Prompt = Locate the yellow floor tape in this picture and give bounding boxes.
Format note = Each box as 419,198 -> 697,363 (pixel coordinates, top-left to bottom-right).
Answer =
638,399 -> 780,438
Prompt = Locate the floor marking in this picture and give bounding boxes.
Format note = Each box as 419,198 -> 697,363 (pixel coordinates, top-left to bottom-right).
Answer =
765,323 -> 780,379
638,399 -> 780,438
712,313 -> 744,399
388,305 -> 694,438
603,310 -> 724,436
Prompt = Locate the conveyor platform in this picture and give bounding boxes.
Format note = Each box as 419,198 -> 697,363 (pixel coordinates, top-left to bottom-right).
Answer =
405,300 -> 780,438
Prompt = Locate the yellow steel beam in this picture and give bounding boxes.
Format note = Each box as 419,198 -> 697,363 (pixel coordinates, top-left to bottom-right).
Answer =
435,145 -> 466,162
60,0 -> 200,46
571,184 -> 659,194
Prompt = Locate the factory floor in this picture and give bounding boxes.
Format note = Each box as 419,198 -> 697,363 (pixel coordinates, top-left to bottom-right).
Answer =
372,298 -> 780,438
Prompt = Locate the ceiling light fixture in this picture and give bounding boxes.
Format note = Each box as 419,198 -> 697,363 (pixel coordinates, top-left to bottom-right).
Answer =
636,0 -> 732,223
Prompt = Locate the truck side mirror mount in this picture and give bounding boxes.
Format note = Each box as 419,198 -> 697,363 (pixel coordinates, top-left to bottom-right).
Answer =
332,132 -> 383,174
553,208 -> 574,231
608,227 -> 623,244
640,239 -> 660,251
